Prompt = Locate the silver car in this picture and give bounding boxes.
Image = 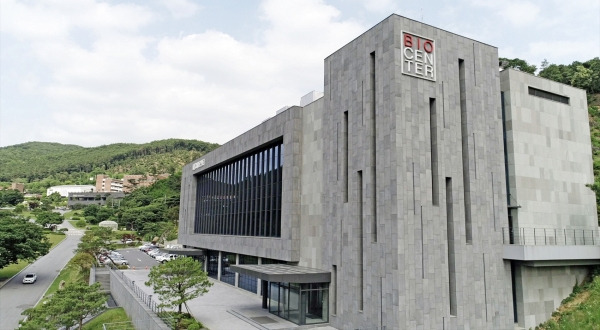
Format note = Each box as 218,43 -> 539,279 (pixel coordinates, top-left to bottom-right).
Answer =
22,273 -> 37,284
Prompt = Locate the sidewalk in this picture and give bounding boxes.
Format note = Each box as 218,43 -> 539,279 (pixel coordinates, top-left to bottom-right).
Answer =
121,270 -> 337,330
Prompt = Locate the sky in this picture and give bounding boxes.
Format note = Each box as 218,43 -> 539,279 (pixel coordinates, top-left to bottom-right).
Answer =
1,0 -> 599,148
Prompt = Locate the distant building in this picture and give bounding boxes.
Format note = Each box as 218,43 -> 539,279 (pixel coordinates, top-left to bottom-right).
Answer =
11,183 -> 24,193
67,191 -> 125,207
47,185 -> 95,197
95,174 -> 169,193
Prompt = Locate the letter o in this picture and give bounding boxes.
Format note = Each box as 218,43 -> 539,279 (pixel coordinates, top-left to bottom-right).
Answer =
424,40 -> 434,53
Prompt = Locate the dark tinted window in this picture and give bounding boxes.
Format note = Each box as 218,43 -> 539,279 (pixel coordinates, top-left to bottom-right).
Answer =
528,86 -> 569,105
194,141 -> 283,237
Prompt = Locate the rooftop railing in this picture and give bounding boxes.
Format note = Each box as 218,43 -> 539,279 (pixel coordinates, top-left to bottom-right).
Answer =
502,227 -> 600,246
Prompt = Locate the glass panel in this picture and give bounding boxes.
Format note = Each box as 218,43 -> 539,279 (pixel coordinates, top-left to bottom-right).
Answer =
206,251 -> 219,279
238,255 -> 258,293
288,283 -> 301,324
303,286 -> 329,324
194,141 -> 282,237
220,252 -> 235,286
269,282 -> 280,313
281,283 -> 289,319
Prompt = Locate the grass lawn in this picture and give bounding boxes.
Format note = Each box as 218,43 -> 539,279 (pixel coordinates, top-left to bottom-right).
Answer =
537,273 -> 600,329
0,231 -> 66,282
47,232 -> 67,247
43,260 -> 82,299
0,260 -> 29,282
82,308 -> 131,330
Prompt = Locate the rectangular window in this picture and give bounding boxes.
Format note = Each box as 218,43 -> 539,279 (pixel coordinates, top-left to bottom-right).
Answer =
528,86 -> 569,104
459,58 -> 473,244
370,51 -> 378,243
430,98 -> 439,206
344,111 -> 349,203
446,177 -> 457,316
358,170 -> 364,311
194,141 -> 283,237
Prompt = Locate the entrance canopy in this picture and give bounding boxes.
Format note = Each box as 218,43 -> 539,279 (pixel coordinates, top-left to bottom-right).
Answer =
230,264 -> 330,283
160,247 -> 205,256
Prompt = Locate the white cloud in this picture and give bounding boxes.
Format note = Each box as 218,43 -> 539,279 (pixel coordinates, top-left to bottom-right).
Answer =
1,0 -> 598,148
158,0 -> 201,19
1,0 -> 369,147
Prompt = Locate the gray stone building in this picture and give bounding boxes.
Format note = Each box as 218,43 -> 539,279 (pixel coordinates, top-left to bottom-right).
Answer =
501,69 -> 600,328
178,14 -> 600,329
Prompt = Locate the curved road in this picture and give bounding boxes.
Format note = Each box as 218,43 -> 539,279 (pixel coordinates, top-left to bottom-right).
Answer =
0,220 -> 84,330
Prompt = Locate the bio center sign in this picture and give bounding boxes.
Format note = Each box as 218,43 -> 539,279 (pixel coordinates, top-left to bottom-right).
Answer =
401,31 -> 436,81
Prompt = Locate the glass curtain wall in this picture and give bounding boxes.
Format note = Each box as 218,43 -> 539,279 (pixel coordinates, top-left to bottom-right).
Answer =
206,250 -> 219,279
220,252 -> 236,286
238,255 -> 258,293
194,142 -> 283,238
268,282 -> 329,325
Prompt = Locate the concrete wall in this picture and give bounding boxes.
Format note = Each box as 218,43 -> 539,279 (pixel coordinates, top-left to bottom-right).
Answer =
299,98 -> 325,269
110,270 -> 170,330
179,106 -> 305,262
322,15 -> 513,329
501,69 -> 597,229
500,67 -> 598,330
514,265 -> 589,329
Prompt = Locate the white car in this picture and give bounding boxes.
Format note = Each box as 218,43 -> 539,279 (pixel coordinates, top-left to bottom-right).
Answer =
22,273 -> 37,284
156,253 -> 179,263
148,250 -> 162,258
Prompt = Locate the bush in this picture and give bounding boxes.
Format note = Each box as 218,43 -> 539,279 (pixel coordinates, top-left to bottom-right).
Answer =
75,220 -> 87,228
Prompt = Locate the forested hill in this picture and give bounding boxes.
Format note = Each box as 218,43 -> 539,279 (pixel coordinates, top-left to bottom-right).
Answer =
0,139 -> 219,190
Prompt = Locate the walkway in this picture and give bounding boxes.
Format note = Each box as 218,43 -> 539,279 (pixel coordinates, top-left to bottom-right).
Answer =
121,270 -> 337,330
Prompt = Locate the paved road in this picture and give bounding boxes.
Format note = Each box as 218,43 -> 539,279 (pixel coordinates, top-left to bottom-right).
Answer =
0,220 -> 84,330
113,247 -> 159,269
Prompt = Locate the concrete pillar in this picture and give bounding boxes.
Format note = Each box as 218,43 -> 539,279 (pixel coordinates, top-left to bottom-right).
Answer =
235,254 -> 240,287
257,257 -> 262,295
217,251 -> 222,281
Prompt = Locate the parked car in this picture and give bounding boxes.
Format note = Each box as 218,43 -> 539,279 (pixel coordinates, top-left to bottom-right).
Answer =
148,249 -> 162,258
156,253 -> 179,263
107,258 -> 129,266
22,273 -> 37,284
140,244 -> 158,252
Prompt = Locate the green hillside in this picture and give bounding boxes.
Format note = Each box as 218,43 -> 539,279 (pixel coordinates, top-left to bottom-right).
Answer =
0,139 -> 219,192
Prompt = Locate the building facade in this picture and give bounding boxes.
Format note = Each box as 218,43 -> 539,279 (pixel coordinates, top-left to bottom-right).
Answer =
67,191 -> 125,207
46,185 -> 95,197
96,174 -> 169,193
178,15 -> 599,329
500,69 -> 599,328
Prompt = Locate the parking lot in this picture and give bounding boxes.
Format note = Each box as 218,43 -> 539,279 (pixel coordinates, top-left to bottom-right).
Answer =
112,247 -> 160,269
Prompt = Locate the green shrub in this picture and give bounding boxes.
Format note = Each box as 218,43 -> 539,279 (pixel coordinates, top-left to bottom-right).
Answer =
75,219 -> 87,228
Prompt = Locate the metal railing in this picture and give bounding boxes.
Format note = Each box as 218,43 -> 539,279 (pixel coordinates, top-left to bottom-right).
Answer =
111,269 -> 176,327
502,227 -> 600,246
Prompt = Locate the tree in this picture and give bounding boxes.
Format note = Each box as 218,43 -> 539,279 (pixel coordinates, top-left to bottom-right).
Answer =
20,282 -> 106,330
0,215 -> 51,269
96,207 -> 115,223
76,226 -> 115,258
571,65 -> 594,91
499,57 -> 537,74
145,257 -> 212,315
35,211 -> 64,228
0,189 -> 24,206
69,252 -> 96,280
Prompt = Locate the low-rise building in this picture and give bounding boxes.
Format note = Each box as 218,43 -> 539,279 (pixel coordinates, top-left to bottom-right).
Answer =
46,185 -> 95,197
